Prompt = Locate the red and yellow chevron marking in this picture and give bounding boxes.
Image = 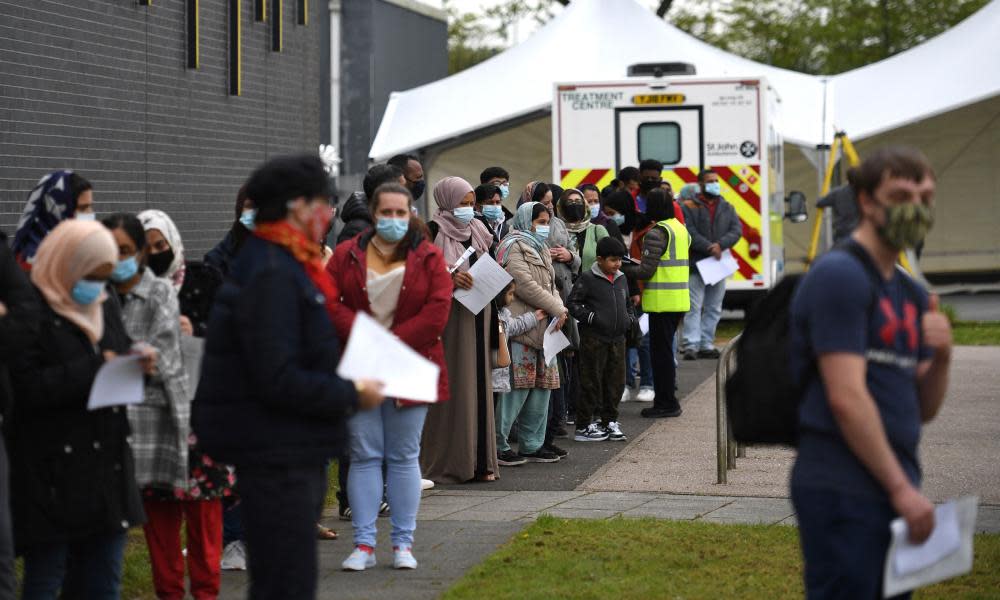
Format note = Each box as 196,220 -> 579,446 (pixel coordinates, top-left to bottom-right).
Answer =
559,168 -> 616,191
562,166 -> 765,283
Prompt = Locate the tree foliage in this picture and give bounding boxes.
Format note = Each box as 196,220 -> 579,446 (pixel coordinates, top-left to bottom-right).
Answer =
668,0 -> 990,75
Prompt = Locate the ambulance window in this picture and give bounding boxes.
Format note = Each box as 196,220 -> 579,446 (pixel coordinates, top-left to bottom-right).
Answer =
638,123 -> 681,165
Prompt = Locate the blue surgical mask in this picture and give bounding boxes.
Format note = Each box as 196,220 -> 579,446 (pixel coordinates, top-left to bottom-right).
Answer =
533,224 -> 551,242
239,209 -> 257,231
482,205 -> 504,222
705,182 -> 722,197
110,256 -> 138,283
589,204 -> 600,219
499,184 -> 510,200
71,279 -> 104,305
452,206 -> 475,224
75,212 -> 96,222
376,217 -> 409,243
610,213 -> 625,226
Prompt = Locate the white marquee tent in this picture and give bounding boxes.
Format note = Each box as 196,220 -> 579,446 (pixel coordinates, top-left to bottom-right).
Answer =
369,0 -> 1000,274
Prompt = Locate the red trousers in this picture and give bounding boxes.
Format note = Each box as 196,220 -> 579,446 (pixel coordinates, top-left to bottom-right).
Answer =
142,499 -> 223,600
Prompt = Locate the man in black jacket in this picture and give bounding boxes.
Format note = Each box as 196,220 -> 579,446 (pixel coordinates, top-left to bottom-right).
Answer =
567,237 -> 636,442
194,155 -> 385,599
680,169 -> 743,360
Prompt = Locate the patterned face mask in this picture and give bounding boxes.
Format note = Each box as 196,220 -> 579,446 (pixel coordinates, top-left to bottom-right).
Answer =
877,202 -> 934,250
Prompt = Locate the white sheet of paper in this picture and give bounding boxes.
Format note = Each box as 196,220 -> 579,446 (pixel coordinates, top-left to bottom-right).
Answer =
542,318 -> 571,366
87,355 -> 145,411
336,312 -> 441,403
639,313 -> 649,336
453,254 -> 513,315
695,250 -> 740,286
883,496 -> 978,597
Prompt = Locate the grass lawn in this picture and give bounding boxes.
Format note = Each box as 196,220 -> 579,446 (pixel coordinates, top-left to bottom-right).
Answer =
443,516 -> 1000,600
952,321 -> 1000,346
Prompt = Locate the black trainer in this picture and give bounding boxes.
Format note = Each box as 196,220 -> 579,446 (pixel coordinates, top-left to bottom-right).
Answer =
698,348 -> 721,359
518,448 -> 561,463
543,443 -> 568,458
553,426 -> 569,439
498,450 -> 527,466
641,406 -> 683,418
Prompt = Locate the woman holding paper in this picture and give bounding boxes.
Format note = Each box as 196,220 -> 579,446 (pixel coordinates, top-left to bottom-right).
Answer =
8,220 -> 148,597
420,176 -> 499,484
494,202 -> 569,465
327,182 -> 452,571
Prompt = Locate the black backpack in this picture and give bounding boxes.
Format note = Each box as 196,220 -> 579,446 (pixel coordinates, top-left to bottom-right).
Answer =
725,242 -> 889,446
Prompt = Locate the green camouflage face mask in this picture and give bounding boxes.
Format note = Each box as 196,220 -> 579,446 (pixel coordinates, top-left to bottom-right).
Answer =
877,202 -> 934,250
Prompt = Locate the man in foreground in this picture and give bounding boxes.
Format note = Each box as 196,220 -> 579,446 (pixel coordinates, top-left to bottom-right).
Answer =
790,146 -> 951,599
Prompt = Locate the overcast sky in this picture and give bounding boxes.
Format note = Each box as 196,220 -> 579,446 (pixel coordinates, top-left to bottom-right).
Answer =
425,0 -> 703,46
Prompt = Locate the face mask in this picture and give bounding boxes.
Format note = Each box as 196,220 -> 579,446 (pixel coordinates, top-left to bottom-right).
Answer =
71,279 -> 104,305
533,224 -> 551,242
499,184 -> 510,200
589,204 -> 601,220
239,209 -> 257,231
877,202 -> 934,250
563,204 -> 585,223
411,180 -> 426,200
110,256 -> 139,283
640,179 -> 660,194
704,182 -> 722,197
609,213 -> 625,226
482,205 -> 504,222
75,212 -> 96,222
376,217 -> 409,243
452,206 -> 475,224
307,204 -> 333,244
148,250 -> 174,277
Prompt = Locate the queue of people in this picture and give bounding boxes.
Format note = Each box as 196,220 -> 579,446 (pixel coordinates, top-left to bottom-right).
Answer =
0,152 -> 742,598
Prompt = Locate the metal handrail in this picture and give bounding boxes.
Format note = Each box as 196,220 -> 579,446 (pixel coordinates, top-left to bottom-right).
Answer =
716,333 -> 741,484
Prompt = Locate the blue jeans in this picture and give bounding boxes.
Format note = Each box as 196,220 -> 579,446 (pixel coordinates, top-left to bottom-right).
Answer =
626,333 -> 654,389
348,402 -> 428,549
792,485 -> 911,600
681,271 -> 726,351
21,531 -> 127,600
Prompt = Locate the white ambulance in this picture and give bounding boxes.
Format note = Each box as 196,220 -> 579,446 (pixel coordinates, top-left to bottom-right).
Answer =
552,68 -> 805,305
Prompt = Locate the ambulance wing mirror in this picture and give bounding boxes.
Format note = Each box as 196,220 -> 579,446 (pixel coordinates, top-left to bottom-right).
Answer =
785,191 -> 808,223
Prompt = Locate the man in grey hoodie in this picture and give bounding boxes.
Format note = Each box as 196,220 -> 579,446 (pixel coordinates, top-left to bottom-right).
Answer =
679,169 -> 742,360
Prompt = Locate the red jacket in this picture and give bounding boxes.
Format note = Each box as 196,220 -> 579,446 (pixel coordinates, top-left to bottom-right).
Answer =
326,232 -> 453,405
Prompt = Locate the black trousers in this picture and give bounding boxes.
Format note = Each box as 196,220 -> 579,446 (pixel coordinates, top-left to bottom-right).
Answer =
577,336 -> 627,426
0,430 -> 14,600
238,462 -> 327,600
649,312 -> 684,412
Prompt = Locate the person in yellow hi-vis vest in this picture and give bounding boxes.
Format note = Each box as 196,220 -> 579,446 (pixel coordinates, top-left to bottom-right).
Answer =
621,188 -> 691,419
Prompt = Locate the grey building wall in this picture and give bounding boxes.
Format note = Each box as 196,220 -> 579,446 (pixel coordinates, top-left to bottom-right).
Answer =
339,0 -> 447,182
0,0 -> 322,258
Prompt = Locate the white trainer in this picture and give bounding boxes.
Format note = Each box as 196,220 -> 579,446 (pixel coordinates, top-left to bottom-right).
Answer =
393,546 -> 418,569
420,478 -> 435,491
636,388 -> 656,402
620,387 -> 634,402
341,547 -> 376,571
220,540 -> 247,571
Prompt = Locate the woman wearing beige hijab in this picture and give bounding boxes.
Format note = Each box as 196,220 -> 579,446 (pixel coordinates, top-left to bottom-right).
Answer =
8,220 -> 149,598
421,176 -> 500,483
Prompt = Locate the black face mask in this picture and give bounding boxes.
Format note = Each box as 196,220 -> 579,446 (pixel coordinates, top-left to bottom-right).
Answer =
563,204 -> 586,223
148,249 -> 174,277
640,179 -> 660,194
410,180 -> 426,200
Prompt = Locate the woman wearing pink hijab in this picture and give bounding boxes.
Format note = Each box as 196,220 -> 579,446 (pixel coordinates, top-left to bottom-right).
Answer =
421,176 -> 500,483
8,220 -> 151,597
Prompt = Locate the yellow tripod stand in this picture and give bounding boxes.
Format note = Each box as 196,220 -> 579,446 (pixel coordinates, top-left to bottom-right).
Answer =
804,132 -> 919,275
805,131 -> 860,266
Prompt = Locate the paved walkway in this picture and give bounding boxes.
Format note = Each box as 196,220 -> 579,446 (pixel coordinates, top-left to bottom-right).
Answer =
219,345 -> 1000,598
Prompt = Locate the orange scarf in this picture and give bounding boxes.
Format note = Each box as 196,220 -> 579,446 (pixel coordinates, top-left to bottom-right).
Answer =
254,222 -> 339,320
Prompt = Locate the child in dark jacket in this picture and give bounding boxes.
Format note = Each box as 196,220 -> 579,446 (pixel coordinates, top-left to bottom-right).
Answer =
567,237 -> 636,442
